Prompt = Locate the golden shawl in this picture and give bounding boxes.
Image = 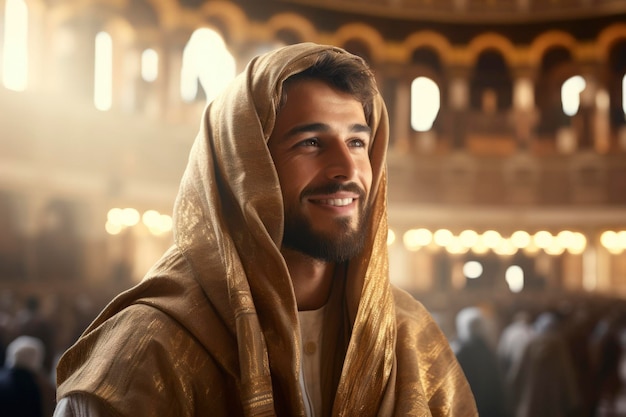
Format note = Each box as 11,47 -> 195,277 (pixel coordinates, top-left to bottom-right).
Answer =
56,43 -> 477,417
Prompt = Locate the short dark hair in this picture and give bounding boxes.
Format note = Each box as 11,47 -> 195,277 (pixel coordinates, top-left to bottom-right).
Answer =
279,50 -> 377,121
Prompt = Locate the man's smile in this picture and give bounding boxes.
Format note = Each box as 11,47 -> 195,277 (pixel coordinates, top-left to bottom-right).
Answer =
312,197 -> 355,207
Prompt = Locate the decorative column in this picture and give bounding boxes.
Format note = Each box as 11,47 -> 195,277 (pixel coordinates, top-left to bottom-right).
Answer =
512,67 -> 537,151
446,66 -> 470,150
392,78 -> 412,153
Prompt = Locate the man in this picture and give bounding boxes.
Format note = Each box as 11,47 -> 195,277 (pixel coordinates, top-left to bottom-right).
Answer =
54,43 -> 477,416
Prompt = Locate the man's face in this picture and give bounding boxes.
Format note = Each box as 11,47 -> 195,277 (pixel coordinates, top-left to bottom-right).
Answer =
268,79 -> 373,262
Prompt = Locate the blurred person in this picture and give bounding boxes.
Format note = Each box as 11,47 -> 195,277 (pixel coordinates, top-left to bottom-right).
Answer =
587,309 -> 624,417
497,310 -> 535,378
561,307 -> 596,417
14,295 -> 55,374
0,335 -> 56,417
453,306 -> 509,417
509,312 -> 581,417
53,43 -> 477,416
0,290 -> 17,369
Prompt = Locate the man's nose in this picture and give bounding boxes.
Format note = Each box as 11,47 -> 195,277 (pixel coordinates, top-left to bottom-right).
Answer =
325,142 -> 357,181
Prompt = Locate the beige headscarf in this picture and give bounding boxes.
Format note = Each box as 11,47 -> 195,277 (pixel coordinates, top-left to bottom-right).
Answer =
57,43 -> 475,416
174,42 -> 392,415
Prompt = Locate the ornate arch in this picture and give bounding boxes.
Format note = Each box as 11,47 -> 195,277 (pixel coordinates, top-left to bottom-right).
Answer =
197,0 -> 249,44
265,12 -> 318,44
332,23 -> 386,63
528,30 -> 578,67
597,23 -> 626,61
143,0 -> 182,30
402,30 -> 453,65
466,32 -> 517,67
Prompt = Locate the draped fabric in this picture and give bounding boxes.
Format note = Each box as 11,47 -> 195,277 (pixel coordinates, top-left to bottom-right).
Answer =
56,43 -> 477,417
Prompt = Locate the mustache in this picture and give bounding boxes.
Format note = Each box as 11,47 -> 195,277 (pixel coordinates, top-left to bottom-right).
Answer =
300,182 -> 366,200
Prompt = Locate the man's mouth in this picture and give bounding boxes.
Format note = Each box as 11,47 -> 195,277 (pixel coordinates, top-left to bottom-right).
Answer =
314,198 -> 355,207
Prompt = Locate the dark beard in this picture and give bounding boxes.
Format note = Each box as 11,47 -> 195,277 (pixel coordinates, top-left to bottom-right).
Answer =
282,183 -> 370,263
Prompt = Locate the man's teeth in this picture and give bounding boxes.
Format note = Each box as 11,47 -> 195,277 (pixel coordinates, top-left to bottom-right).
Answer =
318,198 -> 354,206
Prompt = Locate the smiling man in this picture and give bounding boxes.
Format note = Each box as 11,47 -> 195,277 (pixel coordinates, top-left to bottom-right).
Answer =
270,78 -> 372,264
54,43 -> 477,417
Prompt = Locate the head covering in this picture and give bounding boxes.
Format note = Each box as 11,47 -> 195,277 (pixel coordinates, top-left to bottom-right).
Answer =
455,307 -> 487,343
5,336 -> 45,373
174,42 -> 392,416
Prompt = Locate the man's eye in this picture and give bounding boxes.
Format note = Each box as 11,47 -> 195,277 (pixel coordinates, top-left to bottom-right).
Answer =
300,138 -> 319,147
349,138 -> 367,148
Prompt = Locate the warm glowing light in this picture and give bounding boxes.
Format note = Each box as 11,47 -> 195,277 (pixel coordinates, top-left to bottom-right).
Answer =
494,239 -> 517,256
561,75 -> 586,116
567,232 -> 587,255
556,230 -> 574,248
510,230 -> 531,248
403,228 -> 432,251
445,236 -> 468,255
411,77 -> 440,132
463,261 -> 483,279
533,230 -> 553,249
514,78 -> 534,110
505,265 -> 524,293
107,208 -> 171,236
545,240 -> 565,256
107,208 -> 123,224
2,0 -> 28,91
121,208 -> 140,226
141,209 -> 172,235
94,31 -> 113,111
459,230 -> 479,248
433,229 -> 453,247
141,48 -> 158,82
105,221 -> 123,235
387,229 -> 396,246
481,230 -> 502,249
181,28 -> 235,103
471,241 -> 489,255
601,230 -> 626,254
600,230 -> 619,249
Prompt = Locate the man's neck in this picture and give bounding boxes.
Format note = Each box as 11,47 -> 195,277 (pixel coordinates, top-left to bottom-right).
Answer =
281,248 -> 335,311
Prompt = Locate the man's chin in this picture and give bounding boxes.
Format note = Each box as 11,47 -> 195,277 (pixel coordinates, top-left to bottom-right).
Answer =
283,230 -> 365,263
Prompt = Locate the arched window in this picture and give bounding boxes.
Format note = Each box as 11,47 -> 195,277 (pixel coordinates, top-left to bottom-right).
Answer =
470,49 -> 512,112
180,28 -> 235,104
608,40 -> 626,128
141,48 -> 158,82
561,75 -> 586,116
342,39 -> 372,64
623,74 -> 626,116
2,0 -> 28,91
535,46 -> 574,135
275,28 -> 302,46
410,76 -> 440,132
94,31 -> 113,111
505,265 -> 524,293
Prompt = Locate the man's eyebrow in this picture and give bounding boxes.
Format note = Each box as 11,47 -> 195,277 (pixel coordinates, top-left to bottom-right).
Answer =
350,123 -> 372,135
284,123 -> 372,138
284,123 -> 329,138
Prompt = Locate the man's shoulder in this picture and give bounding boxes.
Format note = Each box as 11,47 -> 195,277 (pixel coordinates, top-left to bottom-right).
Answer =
390,286 -> 447,340
70,303 -> 199,367
390,286 -> 429,319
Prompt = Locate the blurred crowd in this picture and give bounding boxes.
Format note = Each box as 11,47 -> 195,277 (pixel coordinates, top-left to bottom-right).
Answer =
452,300 -> 626,417
0,291 -> 103,417
0,287 -> 624,417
